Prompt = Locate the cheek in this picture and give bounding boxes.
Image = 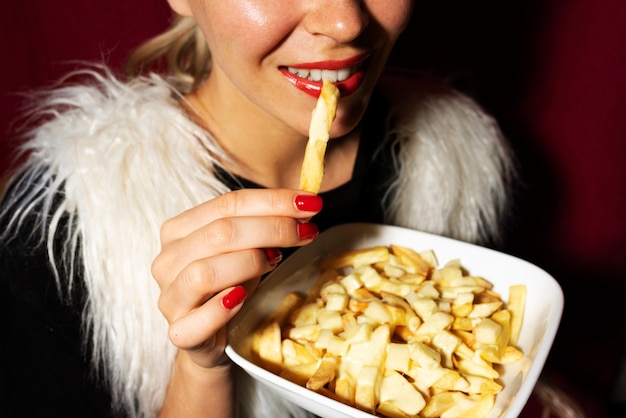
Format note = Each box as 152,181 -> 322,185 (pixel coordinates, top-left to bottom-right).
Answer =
200,1 -> 294,56
371,0 -> 414,37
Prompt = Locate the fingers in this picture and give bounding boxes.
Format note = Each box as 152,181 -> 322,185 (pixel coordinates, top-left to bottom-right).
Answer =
160,189 -> 323,244
158,249 -> 272,320
153,189 -> 322,290
154,216 -> 317,285
168,286 -> 247,352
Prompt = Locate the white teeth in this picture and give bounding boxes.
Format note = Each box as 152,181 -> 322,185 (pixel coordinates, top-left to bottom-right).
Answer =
337,68 -> 351,82
309,69 -> 322,81
321,69 -> 337,82
287,66 -> 356,82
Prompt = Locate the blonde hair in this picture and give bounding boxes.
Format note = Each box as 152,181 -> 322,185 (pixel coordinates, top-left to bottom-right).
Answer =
125,15 -> 210,93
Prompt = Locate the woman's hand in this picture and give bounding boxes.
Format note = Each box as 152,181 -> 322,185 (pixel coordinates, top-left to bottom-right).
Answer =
151,188 -> 323,369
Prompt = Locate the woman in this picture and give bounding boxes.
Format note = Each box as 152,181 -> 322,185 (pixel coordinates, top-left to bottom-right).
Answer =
0,1 -> 513,417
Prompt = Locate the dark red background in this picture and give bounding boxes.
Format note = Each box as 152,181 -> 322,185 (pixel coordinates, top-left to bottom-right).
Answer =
1,1 -> 625,417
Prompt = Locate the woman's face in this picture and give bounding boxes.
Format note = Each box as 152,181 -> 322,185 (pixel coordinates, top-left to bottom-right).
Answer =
169,0 -> 413,138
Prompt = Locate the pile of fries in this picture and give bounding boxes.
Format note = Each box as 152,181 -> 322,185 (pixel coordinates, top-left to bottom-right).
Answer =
251,245 -> 527,417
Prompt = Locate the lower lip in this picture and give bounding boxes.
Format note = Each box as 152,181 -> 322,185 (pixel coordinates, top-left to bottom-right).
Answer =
280,68 -> 365,98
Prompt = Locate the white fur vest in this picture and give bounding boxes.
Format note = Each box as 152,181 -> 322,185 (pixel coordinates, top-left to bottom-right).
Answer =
1,68 -> 512,417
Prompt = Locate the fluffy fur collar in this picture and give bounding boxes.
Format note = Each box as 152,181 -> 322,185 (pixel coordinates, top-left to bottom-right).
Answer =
2,68 -> 512,417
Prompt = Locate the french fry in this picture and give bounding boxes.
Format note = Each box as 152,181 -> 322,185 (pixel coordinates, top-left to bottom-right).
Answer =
299,79 -> 340,194
507,284 -> 527,346
279,361 -> 320,386
390,244 -> 433,279
254,321 -> 283,373
378,371 -> 426,416
355,365 -> 380,413
321,245 -> 390,270
306,353 -> 338,391
282,339 -> 320,366
251,245 -> 527,418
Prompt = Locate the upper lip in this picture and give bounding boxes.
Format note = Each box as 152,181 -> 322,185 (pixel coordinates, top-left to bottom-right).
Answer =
280,52 -> 370,83
285,52 -> 370,70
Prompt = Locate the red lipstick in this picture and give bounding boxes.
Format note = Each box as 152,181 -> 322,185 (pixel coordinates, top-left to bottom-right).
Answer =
280,53 -> 369,98
281,69 -> 365,98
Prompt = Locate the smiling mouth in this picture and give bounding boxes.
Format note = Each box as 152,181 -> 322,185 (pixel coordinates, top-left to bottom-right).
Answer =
280,55 -> 368,97
283,62 -> 363,83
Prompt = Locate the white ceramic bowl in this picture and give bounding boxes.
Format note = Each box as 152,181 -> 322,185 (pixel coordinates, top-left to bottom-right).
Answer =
226,223 -> 563,418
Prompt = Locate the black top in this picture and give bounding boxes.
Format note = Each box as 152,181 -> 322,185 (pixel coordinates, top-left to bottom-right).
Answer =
0,94 -> 397,417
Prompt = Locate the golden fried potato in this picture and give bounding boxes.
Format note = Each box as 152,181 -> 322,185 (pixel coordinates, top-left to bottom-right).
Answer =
299,79 -> 340,194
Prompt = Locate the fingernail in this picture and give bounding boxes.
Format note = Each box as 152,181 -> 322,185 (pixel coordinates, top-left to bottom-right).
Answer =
264,248 -> 282,266
295,195 -> 323,212
297,222 -> 319,240
222,286 -> 247,310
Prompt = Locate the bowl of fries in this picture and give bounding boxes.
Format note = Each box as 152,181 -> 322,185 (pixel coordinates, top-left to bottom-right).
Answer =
226,223 -> 563,418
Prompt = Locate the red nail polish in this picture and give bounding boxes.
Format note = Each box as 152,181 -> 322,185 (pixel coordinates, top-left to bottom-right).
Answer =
295,195 -> 323,212
222,286 -> 247,310
264,248 -> 282,266
297,222 -> 319,240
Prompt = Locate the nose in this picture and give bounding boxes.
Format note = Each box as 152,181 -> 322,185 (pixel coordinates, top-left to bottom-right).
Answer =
303,0 -> 369,42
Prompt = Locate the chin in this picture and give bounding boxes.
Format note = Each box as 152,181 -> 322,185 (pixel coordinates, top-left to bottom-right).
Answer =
332,100 -> 369,138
